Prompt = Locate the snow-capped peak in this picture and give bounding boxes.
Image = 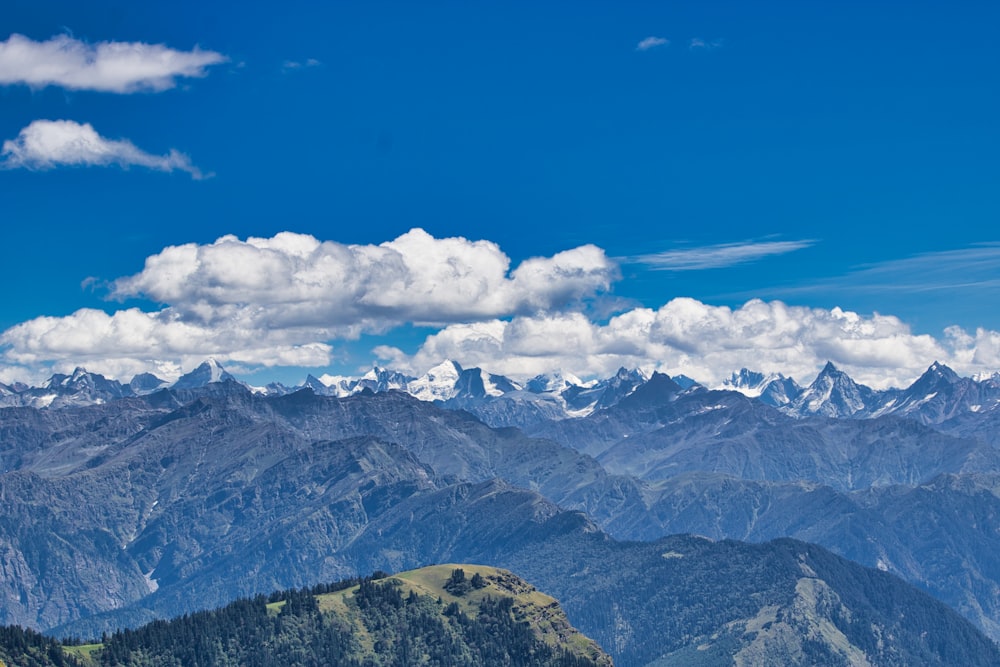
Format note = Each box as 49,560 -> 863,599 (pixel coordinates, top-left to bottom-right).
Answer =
483,371 -> 521,397
311,373 -> 350,393
720,368 -> 801,406
973,370 -> 1000,383
925,361 -> 960,382
788,361 -> 876,417
408,360 -> 464,402
721,368 -> 773,397
204,358 -> 226,383
525,371 -> 588,394
172,359 -> 236,390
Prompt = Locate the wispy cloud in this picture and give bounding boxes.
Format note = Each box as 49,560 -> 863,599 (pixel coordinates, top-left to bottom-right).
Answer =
0,33 -> 226,93
281,58 -> 321,72
768,244 -> 1000,297
843,245 -> 1000,292
689,37 -> 723,50
636,36 -> 669,51
1,119 -> 206,178
630,239 -> 815,271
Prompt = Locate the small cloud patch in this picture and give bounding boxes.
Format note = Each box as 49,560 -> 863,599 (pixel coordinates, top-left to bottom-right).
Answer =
1,119 -> 206,179
0,33 -> 226,93
636,36 -> 669,51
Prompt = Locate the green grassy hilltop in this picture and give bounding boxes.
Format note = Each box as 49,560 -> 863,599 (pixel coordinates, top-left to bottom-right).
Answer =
3,565 -> 611,667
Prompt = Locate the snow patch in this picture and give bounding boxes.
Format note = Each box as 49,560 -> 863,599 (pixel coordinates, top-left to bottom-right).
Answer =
32,393 -> 57,408
408,360 -> 462,402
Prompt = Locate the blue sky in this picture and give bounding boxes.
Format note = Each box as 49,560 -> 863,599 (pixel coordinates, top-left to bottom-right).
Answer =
1,1 -> 998,388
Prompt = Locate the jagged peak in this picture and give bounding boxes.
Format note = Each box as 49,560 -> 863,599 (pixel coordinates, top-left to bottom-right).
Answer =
407,360 -> 465,401
818,360 -> 841,376
172,359 -> 236,389
612,366 -> 647,381
923,361 -> 960,382
525,371 -> 588,394
429,359 -> 463,375
130,372 -> 169,395
808,361 -> 859,388
728,367 -> 767,383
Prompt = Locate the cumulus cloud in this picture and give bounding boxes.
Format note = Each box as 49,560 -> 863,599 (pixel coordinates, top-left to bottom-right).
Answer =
395,298 -> 999,389
1,119 -> 205,178
636,36 -> 669,51
631,239 -> 815,271
0,229 -> 615,379
0,307 -> 334,382
111,228 -> 616,327
0,33 -> 226,93
3,229 -> 999,387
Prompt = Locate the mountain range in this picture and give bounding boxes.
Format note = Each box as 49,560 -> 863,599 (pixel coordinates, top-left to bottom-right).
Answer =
5,357 -> 1000,428
5,359 -> 1000,663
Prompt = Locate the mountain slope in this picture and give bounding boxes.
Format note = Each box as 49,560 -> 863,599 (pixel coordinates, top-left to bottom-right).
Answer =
502,533 -> 1000,667
615,470 -> 1000,642
345,488 -> 1000,666
534,381 -> 999,491
7,384 -> 1000,657
7,567 -> 611,667
95,567 -> 611,667
44,483 -> 1000,667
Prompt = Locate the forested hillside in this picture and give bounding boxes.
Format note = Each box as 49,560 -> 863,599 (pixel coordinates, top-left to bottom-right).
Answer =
0,567 -> 610,667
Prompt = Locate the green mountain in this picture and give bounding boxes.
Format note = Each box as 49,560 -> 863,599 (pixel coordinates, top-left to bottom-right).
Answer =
343,484 -> 1000,666
1,566 -> 610,667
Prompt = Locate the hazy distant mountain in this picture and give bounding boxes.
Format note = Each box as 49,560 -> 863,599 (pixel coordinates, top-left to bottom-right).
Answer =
129,372 -> 168,395
722,367 -> 802,406
785,361 -> 884,418
346,485 -> 1000,666
171,358 -> 236,389
0,367 -> 135,409
5,359 -> 1000,432
878,361 -> 1000,424
8,358 -> 1000,650
536,378 -> 998,491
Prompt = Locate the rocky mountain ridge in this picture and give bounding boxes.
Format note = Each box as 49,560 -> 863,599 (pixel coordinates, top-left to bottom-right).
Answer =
5,359 -> 1000,427
7,361 -> 1000,654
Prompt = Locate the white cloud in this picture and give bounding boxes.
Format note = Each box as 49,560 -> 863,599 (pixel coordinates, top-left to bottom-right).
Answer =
689,38 -> 723,50
0,33 -> 226,93
396,298 -> 999,389
1,119 -> 205,178
786,244 -> 1000,295
0,307 -> 333,382
111,229 -> 616,327
282,58 -> 321,71
3,229 -> 999,387
636,36 -> 669,51
631,239 -> 815,271
0,229 -> 615,380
